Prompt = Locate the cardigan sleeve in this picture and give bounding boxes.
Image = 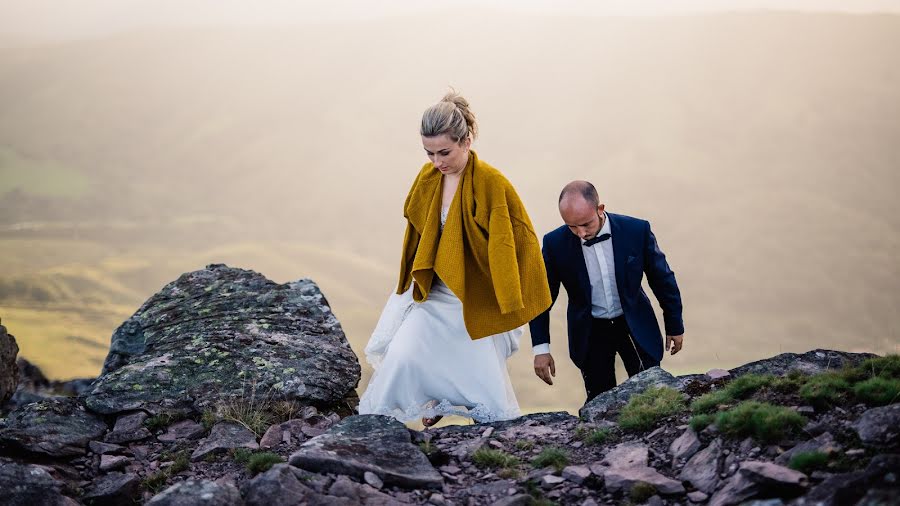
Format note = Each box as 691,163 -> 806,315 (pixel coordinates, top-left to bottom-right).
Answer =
487,203 -> 525,314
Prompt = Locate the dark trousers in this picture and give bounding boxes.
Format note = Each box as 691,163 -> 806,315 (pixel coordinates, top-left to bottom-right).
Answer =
581,315 -> 660,403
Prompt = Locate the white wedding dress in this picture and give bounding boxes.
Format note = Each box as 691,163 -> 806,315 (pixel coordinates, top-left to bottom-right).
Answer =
358,207 -> 522,423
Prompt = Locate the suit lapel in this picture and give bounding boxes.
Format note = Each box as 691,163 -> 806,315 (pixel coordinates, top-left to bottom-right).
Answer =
608,213 -> 627,298
566,230 -> 592,301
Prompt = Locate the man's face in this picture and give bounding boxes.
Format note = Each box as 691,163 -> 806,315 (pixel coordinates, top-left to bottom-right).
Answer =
560,196 -> 605,241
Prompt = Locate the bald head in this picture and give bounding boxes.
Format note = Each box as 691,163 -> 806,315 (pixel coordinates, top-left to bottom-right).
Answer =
558,180 -> 605,241
559,180 -> 599,208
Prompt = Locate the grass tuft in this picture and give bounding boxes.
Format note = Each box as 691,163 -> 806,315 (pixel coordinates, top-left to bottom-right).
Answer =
691,390 -> 733,414
247,452 -> 284,475
618,386 -> 685,431
799,373 -> 851,409
715,401 -> 806,443
473,447 -> 520,470
231,448 -> 253,464
514,440 -> 535,451
788,451 -> 830,473
629,482 -> 658,503
531,446 -> 569,472
689,413 -> 716,432
853,376 -> 900,406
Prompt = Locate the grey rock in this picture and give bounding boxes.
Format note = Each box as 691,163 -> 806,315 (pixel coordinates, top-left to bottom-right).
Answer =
290,414 -> 442,490
365,471 -> 385,490
541,475 -> 566,489
105,411 -> 151,443
0,462 -> 75,506
687,490 -> 709,502
728,349 -> 874,378
0,324 -> 18,406
580,367 -> 681,421
99,454 -> 129,472
191,422 -> 258,461
670,428 -> 702,462
680,438 -> 722,494
775,432 -> 840,465
706,368 -> 731,379
85,265 -> 361,416
241,464 -> 336,506
0,397 -> 108,457
82,472 -> 141,505
792,454 -> 900,506
602,442 -> 650,467
490,495 -> 532,506
853,404 -> 900,448
328,475 -> 403,505
89,441 -> 125,455
259,419 -> 308,449
562,465 -> 592,485
146,479 -> 243,505
708,460 -> 807,506
601,464 -> 686,495
157,419 -> 206,442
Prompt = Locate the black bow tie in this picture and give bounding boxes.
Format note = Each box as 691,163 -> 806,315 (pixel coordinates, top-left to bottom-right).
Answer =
583,233 -> 611,247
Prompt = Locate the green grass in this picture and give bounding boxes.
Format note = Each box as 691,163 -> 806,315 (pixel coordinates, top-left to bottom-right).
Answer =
771,370 -> 810,394
853,377 -> 900,406
581,428 -> 612,446
514,440 -> 535,451
168,450 -> 190,474
231,448 -> 253,464
855,355 -> 900,380
141,450 -> 190,492
472,448 -> 520,470
691,390 -> 733,414
799,373 -> 851,409
788,451 -> 830,473
618,386 -> 686,431
691,374 -> 776,414
141,470 -> 169,494
689,413 -> 716,432
201,410 -> 217,431
715,401 -> 806,443
247,452 -> 284,475
531,447 -> 569,472
629,482 -> 658,503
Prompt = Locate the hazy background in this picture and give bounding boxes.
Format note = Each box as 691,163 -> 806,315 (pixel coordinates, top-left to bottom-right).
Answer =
1,0 -> 899,414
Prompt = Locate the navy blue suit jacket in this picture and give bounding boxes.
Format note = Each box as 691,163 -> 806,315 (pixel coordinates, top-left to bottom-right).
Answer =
528,213 -> 683,369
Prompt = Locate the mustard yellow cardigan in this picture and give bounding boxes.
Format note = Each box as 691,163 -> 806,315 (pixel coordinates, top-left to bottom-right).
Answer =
396,150 -> 552,339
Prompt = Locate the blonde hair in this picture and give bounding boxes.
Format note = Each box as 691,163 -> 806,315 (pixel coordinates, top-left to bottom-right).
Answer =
420,89 -> 478,143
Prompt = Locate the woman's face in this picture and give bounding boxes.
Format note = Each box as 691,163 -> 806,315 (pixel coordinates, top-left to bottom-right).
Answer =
422,134 -> 471,176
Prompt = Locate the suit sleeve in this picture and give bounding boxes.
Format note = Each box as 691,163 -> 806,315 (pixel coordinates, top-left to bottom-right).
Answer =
528,234 -> 560,347
643,221 -> 684,336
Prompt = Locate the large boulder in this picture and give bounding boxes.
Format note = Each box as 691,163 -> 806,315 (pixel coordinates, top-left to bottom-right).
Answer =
146,479 -> 243,506
728,349 -> 874,377
0,323 -> 18,406
579,366 -> 681,421
853,404 -> 900,449
0,461 -> 78,506
289,414 -> 443,490
84,264 -> 361,416
0,397 -> 108,458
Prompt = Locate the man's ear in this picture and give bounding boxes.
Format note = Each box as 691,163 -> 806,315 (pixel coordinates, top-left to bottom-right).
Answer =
597,203 -> 606,213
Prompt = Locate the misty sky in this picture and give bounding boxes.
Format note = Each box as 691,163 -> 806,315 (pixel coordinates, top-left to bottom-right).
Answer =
1,0 -> 899,43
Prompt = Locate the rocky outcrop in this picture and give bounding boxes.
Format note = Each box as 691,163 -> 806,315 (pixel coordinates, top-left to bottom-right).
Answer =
0,397 -> 107,457
289,414 -> 443,490
579,366 -> 681,421
0,323 -> 18,406
728,349 -> 874,377
84,264 -> 361,416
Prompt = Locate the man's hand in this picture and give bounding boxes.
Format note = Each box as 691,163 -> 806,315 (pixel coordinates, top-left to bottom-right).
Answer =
534,353 -> 556,385
666,334 -> 684,355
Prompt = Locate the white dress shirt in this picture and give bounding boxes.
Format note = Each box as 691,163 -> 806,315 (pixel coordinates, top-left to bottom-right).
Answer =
533,212 -> 622,356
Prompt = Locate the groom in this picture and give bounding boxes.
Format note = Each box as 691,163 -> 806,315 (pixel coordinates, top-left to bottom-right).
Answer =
529,181 -> 684,402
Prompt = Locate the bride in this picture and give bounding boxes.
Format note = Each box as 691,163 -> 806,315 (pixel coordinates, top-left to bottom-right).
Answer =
357,91 -> 551,426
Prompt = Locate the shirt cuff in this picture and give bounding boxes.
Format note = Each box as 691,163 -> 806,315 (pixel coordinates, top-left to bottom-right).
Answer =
532,343 -> 551,356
